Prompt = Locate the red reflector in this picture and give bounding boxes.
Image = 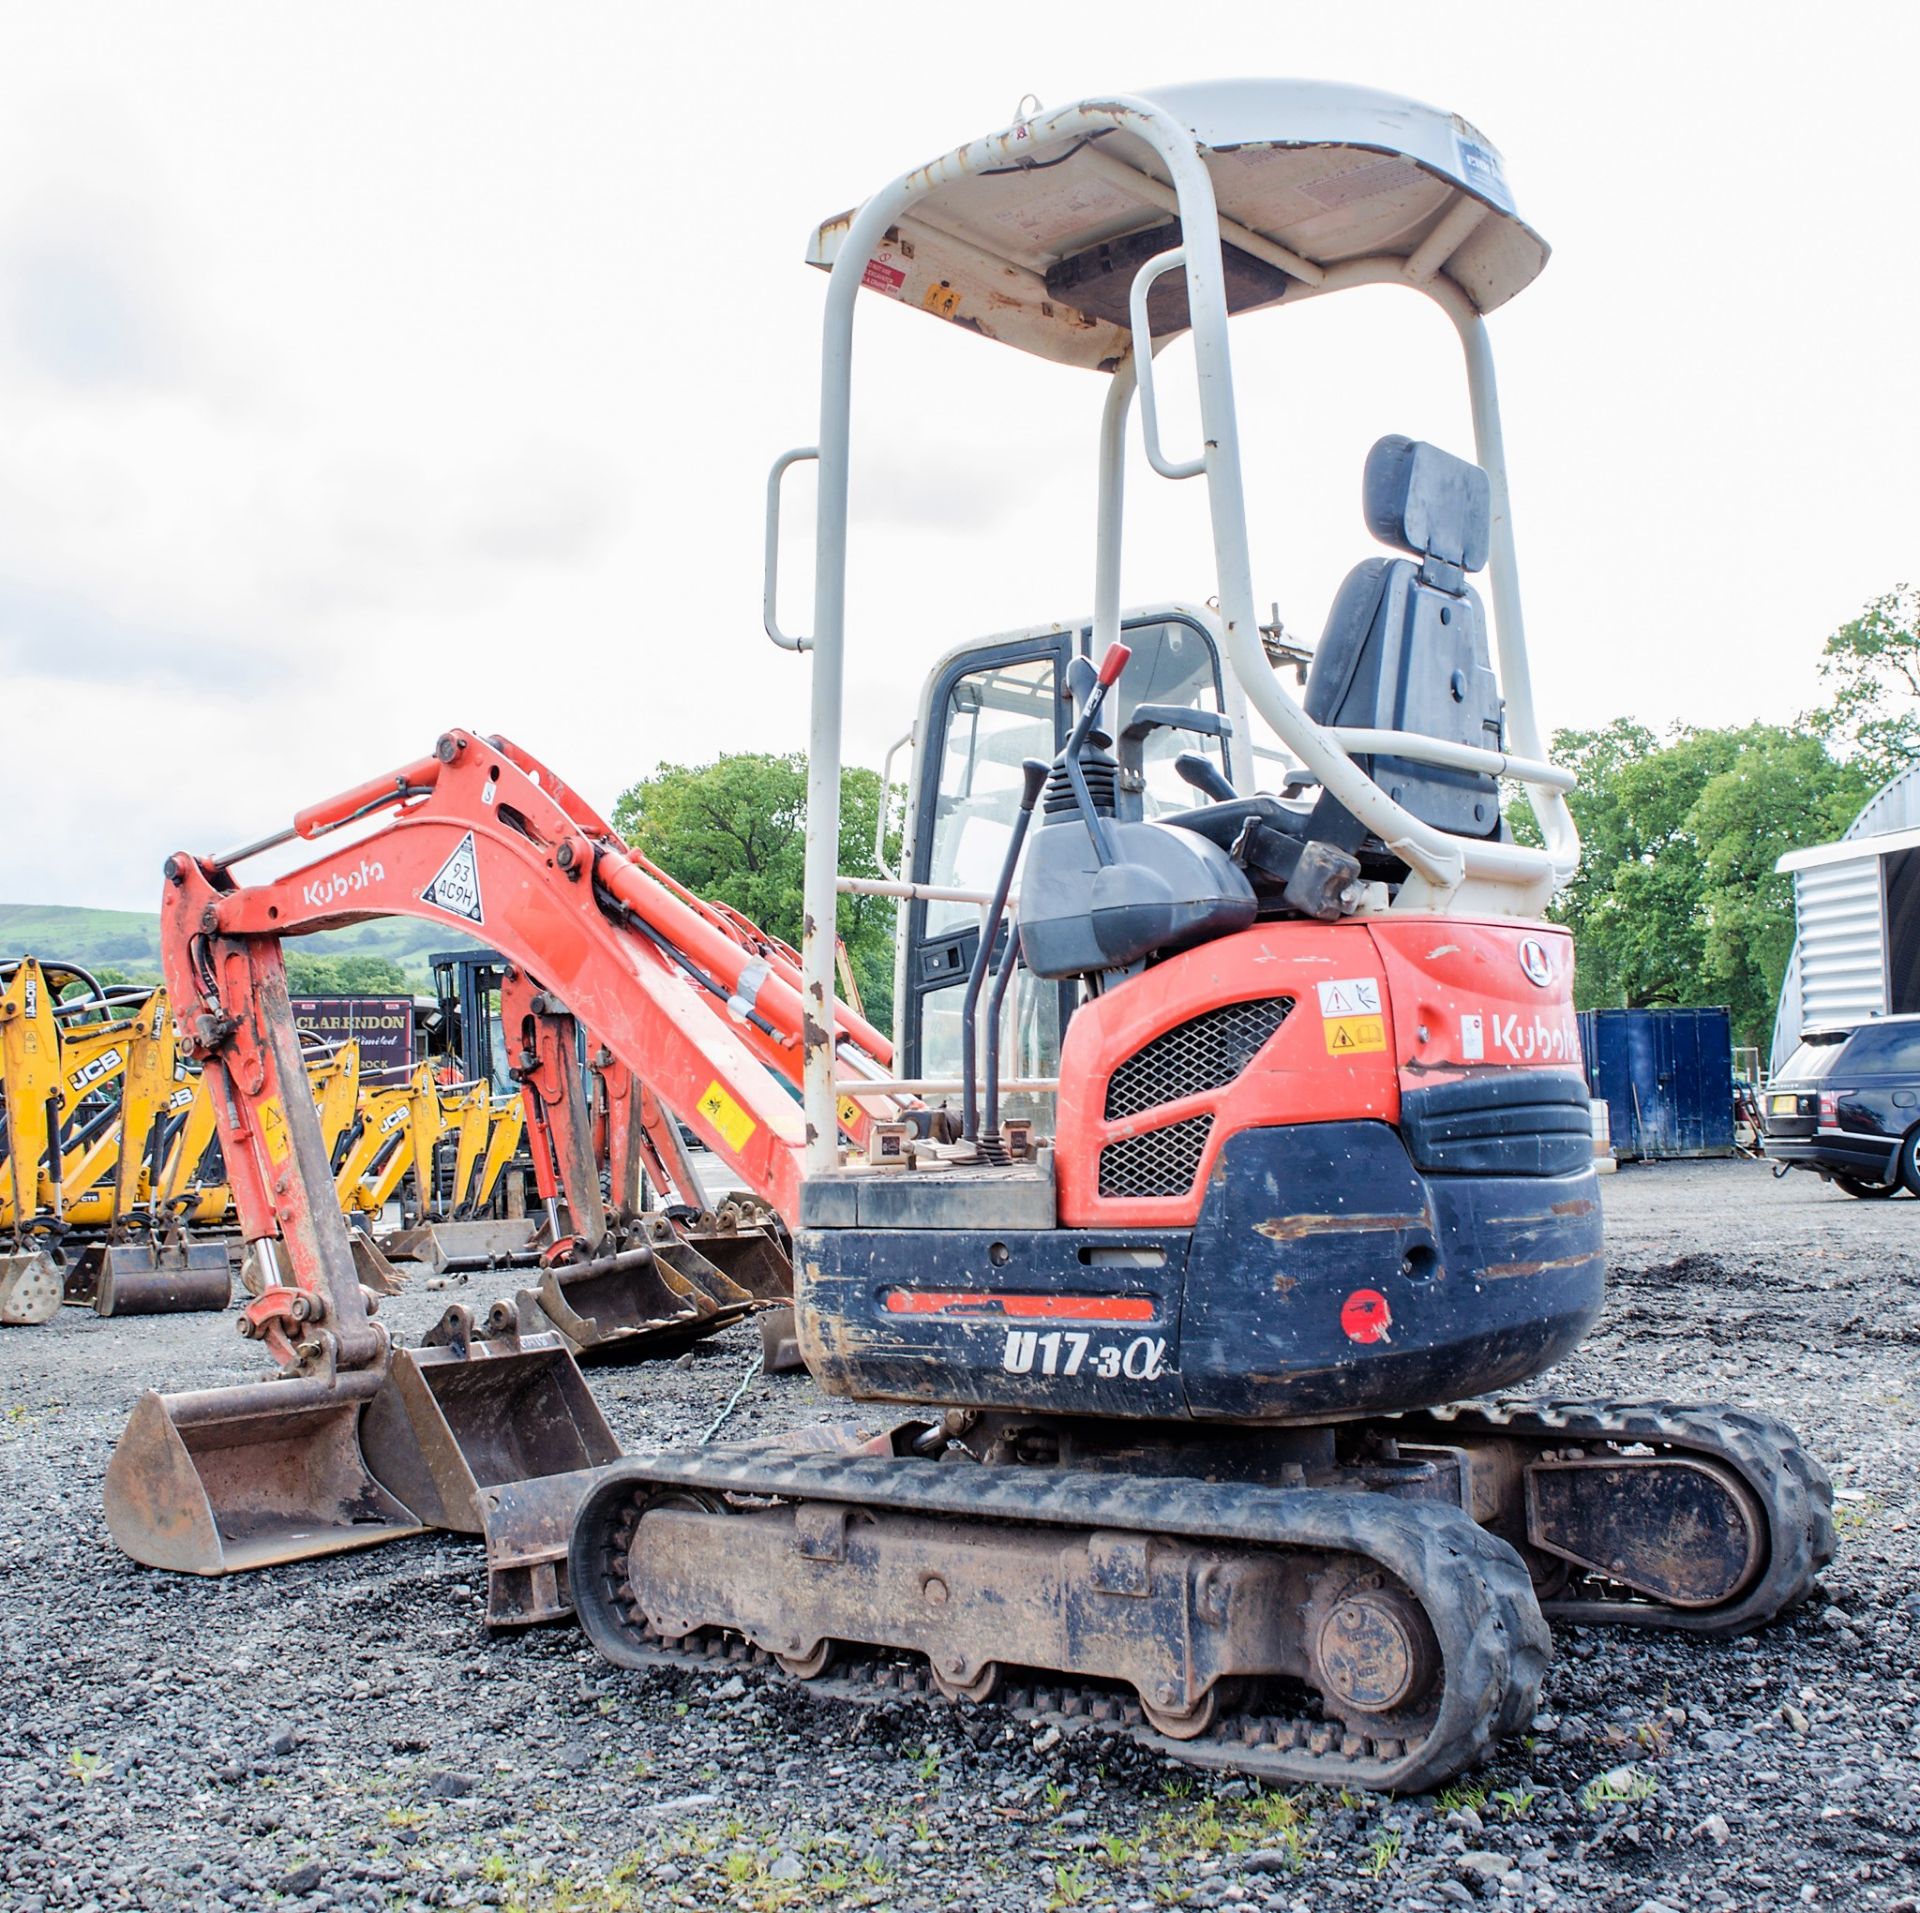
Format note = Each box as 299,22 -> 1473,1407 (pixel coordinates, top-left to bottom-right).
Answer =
1819,1091 -> 1839,1126
881,1291 -> 1155,1323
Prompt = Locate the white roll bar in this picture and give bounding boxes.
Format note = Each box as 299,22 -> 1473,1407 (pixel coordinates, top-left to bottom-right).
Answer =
794,94 -> 1580,1175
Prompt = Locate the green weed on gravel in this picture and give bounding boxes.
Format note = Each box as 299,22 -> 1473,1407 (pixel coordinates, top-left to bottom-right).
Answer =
1580,1768 -> 1658,1811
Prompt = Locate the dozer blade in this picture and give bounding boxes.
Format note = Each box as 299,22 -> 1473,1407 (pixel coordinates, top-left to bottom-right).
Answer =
357,1306 -> 622,1626
103,1369 -> 425,1574
758,1304 -> 805,1376
0,1250 -> 63,1325
90,1237 -> 233,1317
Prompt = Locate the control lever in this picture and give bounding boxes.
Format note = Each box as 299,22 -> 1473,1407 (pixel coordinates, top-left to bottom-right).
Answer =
960,757 -> 1051,1146
1056,642 -> 1131,866
980,922 -> 1024,1153
1173,751 -> 1236,803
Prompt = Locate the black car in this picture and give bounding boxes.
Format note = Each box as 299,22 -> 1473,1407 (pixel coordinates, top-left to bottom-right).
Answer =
1762,1014 -> 1920,1196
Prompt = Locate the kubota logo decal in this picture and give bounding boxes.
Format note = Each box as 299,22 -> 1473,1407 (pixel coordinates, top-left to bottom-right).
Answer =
1519,937 -> 1553,987
303,856 -> 386,909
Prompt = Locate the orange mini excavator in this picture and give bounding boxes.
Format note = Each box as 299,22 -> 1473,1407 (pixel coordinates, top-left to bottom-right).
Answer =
106,81 -> 1830,1787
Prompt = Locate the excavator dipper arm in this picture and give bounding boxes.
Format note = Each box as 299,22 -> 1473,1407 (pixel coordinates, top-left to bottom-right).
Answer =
171,735 -> 813,1238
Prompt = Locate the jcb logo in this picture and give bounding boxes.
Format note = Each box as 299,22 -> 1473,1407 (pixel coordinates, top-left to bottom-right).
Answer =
67,1049 -> 122,1092
379,1107 -> 407,1134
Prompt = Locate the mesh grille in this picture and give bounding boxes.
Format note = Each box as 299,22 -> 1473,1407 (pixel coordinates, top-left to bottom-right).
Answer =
1104,997 -> 1294,1120
1099,1114 -> 1215,1200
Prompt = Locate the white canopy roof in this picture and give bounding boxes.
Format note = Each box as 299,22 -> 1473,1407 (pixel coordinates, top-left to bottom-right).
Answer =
807,80 -> 1550,372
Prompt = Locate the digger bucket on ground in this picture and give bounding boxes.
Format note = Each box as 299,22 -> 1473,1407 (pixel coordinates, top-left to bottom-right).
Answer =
103,1369 -> 425,1573
669,1215 -> 804,1372
381,1215 -> 540,1273
357,1306 -> 621,1626
518,1221 -> 759,1364
678,1220 -> 792,1301
0,1248 -> 63,1325
84,1235 -> 233,1317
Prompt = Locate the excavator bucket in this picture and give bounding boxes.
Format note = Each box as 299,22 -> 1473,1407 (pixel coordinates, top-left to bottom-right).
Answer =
356,1305 -> 620,1627
381,1214 -> 540,1274
517,1214 -> 761,1364
80,1233 -> 233,1317
0,1248 -> 62,1325
673,1206 -> 803,1372
103,1368 -> 424,1573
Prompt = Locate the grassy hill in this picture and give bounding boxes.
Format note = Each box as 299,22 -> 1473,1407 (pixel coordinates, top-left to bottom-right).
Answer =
0,903 -> 486,988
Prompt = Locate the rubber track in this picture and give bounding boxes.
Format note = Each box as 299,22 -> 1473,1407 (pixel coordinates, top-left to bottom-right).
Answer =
1395,1398 -> 1834,1633
569,1452 -> 1550,1793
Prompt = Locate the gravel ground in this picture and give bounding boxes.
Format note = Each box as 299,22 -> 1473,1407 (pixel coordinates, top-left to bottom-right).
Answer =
2,1158 -> 1917,1913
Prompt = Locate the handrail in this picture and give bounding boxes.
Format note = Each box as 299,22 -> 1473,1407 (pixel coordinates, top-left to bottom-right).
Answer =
837,875 -> 1005,907
873,729 -> 911,878
763,446 -> 819,653
1328,729 -> 1576,793
837,1076 -> 1057,1099
1128,248 -> 1206,482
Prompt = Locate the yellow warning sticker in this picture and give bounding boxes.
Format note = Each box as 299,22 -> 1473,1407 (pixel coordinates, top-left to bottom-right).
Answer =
697,1080 -> 758,1155
1324,1015 -> 1387,1056
836,1095 -> 863,1135
921,279 -> 962,319
256,1094 -> 291,1163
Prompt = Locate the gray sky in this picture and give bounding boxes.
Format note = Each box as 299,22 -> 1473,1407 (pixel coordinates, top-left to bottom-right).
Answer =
3,1 -> 1916,910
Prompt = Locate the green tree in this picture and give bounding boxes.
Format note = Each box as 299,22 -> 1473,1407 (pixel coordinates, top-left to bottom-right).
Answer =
612,753 -> 900,1032
1812,583 -> 1920,784
1513,720 -> 1872,1046
283,952 -> 412,994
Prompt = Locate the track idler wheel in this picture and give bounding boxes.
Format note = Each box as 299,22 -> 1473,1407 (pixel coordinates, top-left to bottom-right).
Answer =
1305,1575 -> 1442,1732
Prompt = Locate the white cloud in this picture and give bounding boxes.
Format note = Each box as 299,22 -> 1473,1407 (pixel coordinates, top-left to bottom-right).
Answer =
0,1 -> 1915,914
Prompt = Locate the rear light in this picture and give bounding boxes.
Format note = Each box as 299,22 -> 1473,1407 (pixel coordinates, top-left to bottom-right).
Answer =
1819,1091 -> 1839,1126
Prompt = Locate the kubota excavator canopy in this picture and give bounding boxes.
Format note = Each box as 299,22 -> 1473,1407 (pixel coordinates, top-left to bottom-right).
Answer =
807,79 -> 1550,371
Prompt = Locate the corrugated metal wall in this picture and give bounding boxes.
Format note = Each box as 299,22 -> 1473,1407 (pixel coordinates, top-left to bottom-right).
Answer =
1794,856 -> 1886,1030
1772,763 -> 1920,1070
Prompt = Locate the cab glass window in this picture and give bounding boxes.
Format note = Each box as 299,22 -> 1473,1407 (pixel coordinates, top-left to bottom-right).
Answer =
925,654 -> 1060,938
1107,619 -> 1227,813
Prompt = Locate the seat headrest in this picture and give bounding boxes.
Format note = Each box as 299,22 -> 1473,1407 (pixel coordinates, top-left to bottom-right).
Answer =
1362,435 -> 1491,572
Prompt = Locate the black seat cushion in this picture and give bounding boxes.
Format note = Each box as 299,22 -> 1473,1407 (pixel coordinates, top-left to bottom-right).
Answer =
1298,436 -> 1504,850
1362,434 -> 1491,571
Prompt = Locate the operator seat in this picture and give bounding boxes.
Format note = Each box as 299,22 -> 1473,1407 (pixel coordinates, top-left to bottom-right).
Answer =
1300,434 -> 1505,853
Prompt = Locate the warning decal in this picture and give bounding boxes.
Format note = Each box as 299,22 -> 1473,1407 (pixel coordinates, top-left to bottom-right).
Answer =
256,1094 -> 290,1165
1324,1015 -> 1388,1056
1315,977 -> 1381,1017
862,253 -> 907,295
697,1080 -> 758,1155
421,832 -> 485,925
836,1095 -> 863,1135
1316,976 -> 1386,1056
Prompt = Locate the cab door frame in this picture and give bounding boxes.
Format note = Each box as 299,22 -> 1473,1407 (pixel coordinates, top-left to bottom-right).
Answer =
894,605 -> 1233,1081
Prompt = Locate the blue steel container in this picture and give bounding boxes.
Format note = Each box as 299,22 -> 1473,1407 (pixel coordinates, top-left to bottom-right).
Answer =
1576,1007 -> 1735,1161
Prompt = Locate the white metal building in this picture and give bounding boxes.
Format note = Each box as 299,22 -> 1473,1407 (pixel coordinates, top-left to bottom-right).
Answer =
1772,762 -> 1920,1069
